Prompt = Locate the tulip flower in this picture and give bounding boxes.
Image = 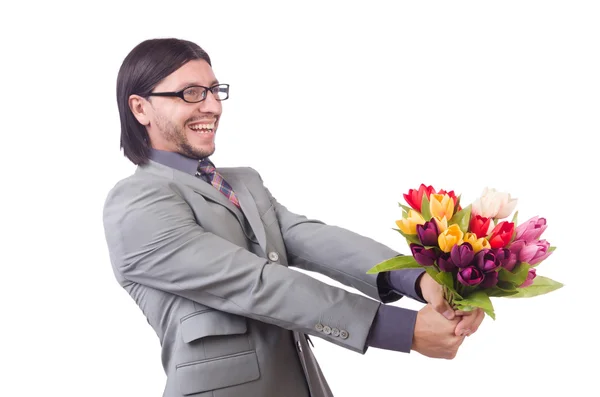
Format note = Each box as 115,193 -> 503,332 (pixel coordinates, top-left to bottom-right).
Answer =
451,243 -> 474,268
493,247 -> 518,271
458,266 -> 484,287
471,187 -> 518,219
403,184 -> 435,212
396,210 -> 425,235
469,215 -> 494,238
488,221 -> 515,249
514,216 -> 547,243
434,216 -> 448,233
519,268 -> 537,288
517,239 -> 552,265
437,189 -> 462,211
437,252 -> 456,272
416,221 -> 439,247
430,193 -> 455,221
463,232 -> 491,253
475,249 -> 499,273
480,271 -> 499,288
410,243 -> 438,266
438,224 -> 464,253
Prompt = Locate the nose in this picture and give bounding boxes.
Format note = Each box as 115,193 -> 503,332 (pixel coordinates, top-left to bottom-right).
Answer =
197,90 -> 222,115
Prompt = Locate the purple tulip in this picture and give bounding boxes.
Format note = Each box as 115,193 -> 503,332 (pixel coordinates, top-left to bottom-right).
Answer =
518,239 -> 552,265
515,216 -> 547,243
475,249 -> 499,273
519,268 -> 537,288
480,271 -> 499,288
494,248 -> 518,271
416,221 -> 439,247
458,266 -> 484,287
451,243 -> 474,268
410,243 -> 438,266
437,252 -> 456,272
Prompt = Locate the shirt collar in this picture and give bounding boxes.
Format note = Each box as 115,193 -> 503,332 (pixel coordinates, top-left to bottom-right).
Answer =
148,149 -> 213,176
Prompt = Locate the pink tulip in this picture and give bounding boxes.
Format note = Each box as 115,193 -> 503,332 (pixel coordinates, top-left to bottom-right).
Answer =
514,216 -> 547,243
516,239 -> 552,265
519,268 -> 537,288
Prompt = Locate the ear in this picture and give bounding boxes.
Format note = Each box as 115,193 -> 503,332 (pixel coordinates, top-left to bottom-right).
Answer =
128,94 -> 151,126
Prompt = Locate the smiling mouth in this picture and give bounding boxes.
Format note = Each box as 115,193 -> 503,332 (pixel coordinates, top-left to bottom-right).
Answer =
188,122 -> 216,134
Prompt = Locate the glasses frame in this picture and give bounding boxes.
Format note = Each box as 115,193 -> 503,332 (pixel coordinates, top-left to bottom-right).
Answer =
146,83 -> 229,103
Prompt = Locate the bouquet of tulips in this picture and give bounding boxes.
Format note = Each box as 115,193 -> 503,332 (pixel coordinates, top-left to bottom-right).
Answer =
367,184 -> 563,319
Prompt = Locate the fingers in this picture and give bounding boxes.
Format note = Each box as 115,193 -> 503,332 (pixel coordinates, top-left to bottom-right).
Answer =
430,297 -> 455,320
454,308 -> 485,336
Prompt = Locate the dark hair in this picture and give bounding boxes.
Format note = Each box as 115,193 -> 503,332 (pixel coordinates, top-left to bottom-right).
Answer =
116,38 -> 212,165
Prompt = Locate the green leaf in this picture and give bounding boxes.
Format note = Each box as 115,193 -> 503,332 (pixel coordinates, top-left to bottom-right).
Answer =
366,255 -> 421,274
511,210 -> 519,225
420,194 -> 432,221
392,228 -> 421,245
399,203 -> 413,215
506,276 -> 564,298
449,204 -> 472,234
549,246 -> 557,253
435,271 -> 461,298
424,266 -> 440,279
454,290 -> 496,320
509,211 -> 519,243
483,282 -> 519,297
498,263 -> 530,286
454,195 -> 462,214
435,271 -> 454,289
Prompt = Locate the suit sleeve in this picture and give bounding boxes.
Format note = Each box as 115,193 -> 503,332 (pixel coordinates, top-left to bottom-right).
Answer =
103,178 -> 380,354
259,177 -> 425,303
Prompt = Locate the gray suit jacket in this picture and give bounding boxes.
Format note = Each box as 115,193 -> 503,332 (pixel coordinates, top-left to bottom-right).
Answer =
103,158 -> 414,397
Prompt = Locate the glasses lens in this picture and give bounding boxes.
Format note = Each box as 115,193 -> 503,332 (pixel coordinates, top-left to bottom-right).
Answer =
183,86 -> 206,102
212,84 -> 229,100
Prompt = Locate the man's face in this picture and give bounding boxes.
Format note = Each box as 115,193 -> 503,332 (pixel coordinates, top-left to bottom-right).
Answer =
142,59 -> 222,159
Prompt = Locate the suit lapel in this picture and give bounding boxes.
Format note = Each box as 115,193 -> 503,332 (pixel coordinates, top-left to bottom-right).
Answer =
220,169 -> 267,254
139,161 -> 267,254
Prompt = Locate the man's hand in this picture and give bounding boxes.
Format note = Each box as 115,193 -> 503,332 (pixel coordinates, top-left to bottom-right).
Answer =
412,304 -> 464,359
418,273 -> 485,337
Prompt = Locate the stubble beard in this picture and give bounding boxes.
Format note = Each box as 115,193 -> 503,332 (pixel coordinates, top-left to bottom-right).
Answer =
155,113 -> 215,160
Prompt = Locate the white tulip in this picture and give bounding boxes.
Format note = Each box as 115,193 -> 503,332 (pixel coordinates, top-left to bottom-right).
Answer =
471,187 -> 518,219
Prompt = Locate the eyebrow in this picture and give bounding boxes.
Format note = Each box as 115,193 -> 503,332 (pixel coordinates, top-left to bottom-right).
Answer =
175,80 -> 220,90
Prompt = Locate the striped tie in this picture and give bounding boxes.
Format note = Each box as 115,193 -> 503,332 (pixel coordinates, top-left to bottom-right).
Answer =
196,159 -> 241,208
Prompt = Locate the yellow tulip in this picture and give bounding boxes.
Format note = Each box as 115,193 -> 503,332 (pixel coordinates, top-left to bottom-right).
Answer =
434,216 -> 448,233
438,224 -> 464,252
463,232 -> 491,253
396,210 -> 425,235
430,194 -> 455,221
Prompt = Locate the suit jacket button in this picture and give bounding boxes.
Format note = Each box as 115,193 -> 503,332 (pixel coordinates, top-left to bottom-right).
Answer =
340,330 -> 349,339
323,326 -> 331,335
332,328 -> 340,337
268,251 -> 279,261
315,323 -> 324,332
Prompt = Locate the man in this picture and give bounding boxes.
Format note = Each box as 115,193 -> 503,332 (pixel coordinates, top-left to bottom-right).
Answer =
103,38 -> 484,397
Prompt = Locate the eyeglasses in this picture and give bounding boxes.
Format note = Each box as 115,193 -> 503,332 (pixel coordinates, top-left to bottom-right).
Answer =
147,83 -> 229,103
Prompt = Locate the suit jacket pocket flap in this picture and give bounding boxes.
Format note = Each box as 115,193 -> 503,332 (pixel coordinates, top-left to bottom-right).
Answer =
176,351 -> 260,395
180,310 -> 247,343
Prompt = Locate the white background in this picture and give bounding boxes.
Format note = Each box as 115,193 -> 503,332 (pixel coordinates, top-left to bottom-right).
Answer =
1,1 -> 598,396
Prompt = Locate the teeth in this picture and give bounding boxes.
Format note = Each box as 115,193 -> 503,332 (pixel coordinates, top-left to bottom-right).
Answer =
189,123 -> 215,130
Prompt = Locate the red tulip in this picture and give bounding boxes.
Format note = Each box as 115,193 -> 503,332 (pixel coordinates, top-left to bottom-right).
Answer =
403,184 -> 435,212
469,215 -> 493,238
488,221 -> 515,249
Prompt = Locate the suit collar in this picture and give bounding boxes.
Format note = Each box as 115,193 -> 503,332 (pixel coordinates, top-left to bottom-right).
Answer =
148,148 -> 206,176
138,153 -> 268,254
